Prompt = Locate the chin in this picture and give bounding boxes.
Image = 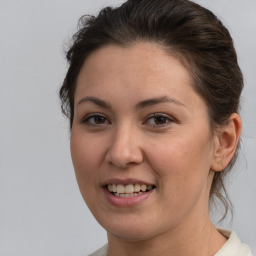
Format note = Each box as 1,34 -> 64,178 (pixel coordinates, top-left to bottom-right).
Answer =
100,217 -> 162,242
108,226 -> 154,241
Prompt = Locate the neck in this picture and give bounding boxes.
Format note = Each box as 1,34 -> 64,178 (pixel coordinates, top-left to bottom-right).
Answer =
107,217 -> 227,256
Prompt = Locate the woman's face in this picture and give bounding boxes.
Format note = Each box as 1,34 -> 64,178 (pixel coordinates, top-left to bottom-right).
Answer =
70,42 -> 218,241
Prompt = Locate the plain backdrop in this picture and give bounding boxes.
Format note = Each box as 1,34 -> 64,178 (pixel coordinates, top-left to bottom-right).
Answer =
0,0 -> 255,255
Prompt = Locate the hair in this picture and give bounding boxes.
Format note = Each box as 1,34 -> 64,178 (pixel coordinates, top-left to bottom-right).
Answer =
59,0 -> 243,220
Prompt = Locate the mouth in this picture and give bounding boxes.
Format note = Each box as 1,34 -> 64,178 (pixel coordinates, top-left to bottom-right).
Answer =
106,183 -> 156,198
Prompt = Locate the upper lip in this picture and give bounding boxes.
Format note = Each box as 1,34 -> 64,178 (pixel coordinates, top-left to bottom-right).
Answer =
102,178 -> 155,187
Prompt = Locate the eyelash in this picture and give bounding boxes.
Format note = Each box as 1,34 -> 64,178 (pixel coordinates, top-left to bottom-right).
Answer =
143,113 -> 174,127
81,113 -> 175,128
82,113 -> 110,126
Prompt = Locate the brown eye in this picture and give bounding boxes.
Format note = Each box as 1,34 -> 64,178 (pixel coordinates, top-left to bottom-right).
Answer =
154,116 -> 168,125
94,116 -> 106,124
83,114 -> 110,126
144,113 -> 174,126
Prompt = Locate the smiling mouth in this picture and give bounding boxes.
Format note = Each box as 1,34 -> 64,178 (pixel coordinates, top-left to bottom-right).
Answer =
106,184 -> 155,197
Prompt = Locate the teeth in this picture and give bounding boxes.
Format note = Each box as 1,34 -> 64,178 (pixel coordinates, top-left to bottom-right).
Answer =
112,184 -> 117,192
124,184 -> 134,193
107,183 -> 154,195
134,184 -> 140,192
141,184 -> 146,192
107,184 -> 112,191
147,185 -> 153,190
117,184 -> 125,193
115,192 -> 139,197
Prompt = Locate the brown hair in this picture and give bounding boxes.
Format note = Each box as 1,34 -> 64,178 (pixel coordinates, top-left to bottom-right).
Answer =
59,0 -> 243,219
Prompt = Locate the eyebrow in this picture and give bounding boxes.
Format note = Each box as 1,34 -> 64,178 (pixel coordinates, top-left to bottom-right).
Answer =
76,95 -> 186,109
135,96 -> 187,109
76,96 -> 111,109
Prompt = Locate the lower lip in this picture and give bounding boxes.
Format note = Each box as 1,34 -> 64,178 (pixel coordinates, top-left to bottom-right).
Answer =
103,187 -> 154,207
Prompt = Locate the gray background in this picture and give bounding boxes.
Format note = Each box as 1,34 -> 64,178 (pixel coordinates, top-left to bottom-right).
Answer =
0,0 -> 255,255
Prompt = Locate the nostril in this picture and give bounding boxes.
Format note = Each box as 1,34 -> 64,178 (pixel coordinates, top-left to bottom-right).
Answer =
106,150 -> 144,169
105,133 -> 144,168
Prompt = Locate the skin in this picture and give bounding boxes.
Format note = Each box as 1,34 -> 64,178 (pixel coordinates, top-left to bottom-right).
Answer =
70,42 -> 241,256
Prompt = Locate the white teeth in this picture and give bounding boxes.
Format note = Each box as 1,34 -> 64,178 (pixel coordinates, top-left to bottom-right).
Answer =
124,184 -> 134,194
112,184 -> 117,192
141,184 -> 147,192
114,192 -> 139,197
107,184 -> 112,191
107,183 -> 154,195
117,184 -> 125,193
134,184 -> 140,192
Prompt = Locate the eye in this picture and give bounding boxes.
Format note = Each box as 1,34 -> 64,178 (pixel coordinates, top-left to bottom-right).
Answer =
82,114 -> 110,126
144,113 -> 174,126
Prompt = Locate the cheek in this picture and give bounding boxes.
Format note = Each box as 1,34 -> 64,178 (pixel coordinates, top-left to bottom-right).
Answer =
147,133 -> 213,198
70,130 -> 107,168
70,133 -> 103,193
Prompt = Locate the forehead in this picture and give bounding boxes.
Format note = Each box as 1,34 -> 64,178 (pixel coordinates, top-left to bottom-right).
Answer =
76,42 -> 193,94
74,42 -> 210,117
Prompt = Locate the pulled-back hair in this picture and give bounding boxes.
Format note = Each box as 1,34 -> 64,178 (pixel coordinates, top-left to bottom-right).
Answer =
59,0 -> 243,220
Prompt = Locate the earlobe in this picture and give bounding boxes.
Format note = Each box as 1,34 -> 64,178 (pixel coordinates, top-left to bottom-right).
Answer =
211,113 -> 242,172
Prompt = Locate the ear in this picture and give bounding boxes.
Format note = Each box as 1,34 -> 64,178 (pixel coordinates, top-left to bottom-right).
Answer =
211,113 -> 242,172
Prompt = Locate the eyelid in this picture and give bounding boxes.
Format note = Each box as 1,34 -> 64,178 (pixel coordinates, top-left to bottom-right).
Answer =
143,113 -> 175,126
80,112 -> 175,127
81,113 -> 111,125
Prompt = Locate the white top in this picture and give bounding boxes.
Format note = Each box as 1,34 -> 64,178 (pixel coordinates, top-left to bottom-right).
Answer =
88,230 -> 253,256
216,230 -> 252,256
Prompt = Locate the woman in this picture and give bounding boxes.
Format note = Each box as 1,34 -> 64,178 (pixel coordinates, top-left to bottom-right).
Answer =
59,0 -> 253,255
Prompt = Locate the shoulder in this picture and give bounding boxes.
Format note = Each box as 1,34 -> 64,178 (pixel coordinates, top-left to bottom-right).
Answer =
87,232 -> 254,256
215,229 -> 252,256
88,244 -> 108,256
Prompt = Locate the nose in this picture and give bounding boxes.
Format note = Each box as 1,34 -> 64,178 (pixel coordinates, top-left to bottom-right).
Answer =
105,125 -> 144,169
